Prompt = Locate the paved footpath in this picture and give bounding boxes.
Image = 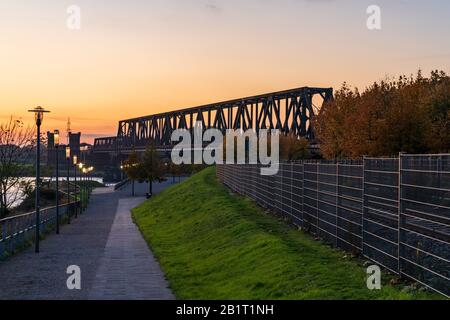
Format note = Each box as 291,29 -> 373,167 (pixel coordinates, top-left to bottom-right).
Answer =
0,180 -> 177,300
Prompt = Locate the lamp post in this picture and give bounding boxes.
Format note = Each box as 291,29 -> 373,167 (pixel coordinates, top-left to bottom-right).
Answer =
54,130 -> 60,234
73,155 -> 78,218
89,167 -> 94,199
87,167 -> 91,201
82,167 -> 87,210
78,162 -> 84,210
66,146 -> 71,224
86,166 -> 90,203
86,167 -> 91,200
85,167 -> 89,200
28,106 -> 50,253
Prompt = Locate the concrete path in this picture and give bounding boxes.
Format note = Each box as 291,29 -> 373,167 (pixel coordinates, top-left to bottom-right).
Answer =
89,197 -> 173,300
0,180 -> 179,300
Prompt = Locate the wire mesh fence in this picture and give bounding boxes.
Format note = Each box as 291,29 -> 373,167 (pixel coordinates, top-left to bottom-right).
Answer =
363,157 -> 399,274
216,155 -> 450,297
399,154 -> 450,296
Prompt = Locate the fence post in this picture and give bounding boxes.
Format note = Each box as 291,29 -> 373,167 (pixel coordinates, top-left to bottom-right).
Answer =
9,220 -> 13,254
301,162 -> 304,229
278,162 -> 285,215
290,162 -> 293,222
398,153 -> 403,277
362,156 -> 366,258
335,161 -> 339,247
316,162 -> 319,237
0,221 -> 4,258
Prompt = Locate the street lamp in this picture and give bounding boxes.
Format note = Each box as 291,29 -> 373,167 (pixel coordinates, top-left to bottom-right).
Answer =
54,130 -> 60,234
73,155 -> 78,218
66,146 -> 71,224
28,106 -> 50,253
78,162 -> 84,210
82,167 -> 87,210
88,167 -> 94,199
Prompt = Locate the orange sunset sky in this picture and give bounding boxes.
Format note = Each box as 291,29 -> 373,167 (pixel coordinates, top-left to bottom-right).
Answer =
1,0 -> 449,143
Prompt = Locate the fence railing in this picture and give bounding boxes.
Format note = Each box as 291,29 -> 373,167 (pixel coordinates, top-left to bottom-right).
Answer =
0,181 -> 83,259
217,154 -> 450,297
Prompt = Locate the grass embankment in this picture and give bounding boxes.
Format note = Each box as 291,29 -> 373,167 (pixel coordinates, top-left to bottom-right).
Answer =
132,167 -> 440,300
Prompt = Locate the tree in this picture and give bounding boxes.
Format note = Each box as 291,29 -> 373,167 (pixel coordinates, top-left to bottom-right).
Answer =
315,70 -> 450,159
0,118 -> 35,217
279,134 -> 311,160
122,148 -> 141,196
168,161 -> 183,183
141,144 -> 166,197
424,70 -> 450,152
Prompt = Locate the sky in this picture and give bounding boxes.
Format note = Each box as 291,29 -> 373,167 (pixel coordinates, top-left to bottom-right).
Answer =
0,0 -> 449,143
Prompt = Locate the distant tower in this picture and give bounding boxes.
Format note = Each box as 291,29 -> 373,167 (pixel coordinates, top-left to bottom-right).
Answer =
66,117 -> 71,144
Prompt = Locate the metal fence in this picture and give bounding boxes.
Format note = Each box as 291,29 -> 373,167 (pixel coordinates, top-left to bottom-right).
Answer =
216,154 -> 450,297
0,181 -> 82,259
399,154 -> 450,295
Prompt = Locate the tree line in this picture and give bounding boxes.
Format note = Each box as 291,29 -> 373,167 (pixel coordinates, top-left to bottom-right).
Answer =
314,70 -> 450,159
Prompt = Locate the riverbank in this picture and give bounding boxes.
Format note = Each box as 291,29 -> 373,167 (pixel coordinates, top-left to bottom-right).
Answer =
2,180 -> 105,218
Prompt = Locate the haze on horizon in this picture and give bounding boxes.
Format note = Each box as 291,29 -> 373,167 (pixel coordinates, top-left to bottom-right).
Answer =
0,0 -> 449,143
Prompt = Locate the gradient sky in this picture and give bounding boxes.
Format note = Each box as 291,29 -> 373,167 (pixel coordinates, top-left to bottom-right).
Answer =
1,0 -> 449,143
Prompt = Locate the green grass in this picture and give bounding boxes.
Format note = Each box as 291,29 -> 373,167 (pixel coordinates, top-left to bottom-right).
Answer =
132,167 -> 441,300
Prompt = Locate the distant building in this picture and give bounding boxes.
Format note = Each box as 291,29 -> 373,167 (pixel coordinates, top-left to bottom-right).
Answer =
47,132 -> 91,168
69,132 -> 81,159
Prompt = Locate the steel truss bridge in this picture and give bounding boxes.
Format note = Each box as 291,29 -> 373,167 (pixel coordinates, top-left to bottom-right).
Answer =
93,86 -> 333,154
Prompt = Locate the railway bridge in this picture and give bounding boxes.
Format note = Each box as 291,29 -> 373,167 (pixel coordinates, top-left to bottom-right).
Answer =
91,86 -> 333,171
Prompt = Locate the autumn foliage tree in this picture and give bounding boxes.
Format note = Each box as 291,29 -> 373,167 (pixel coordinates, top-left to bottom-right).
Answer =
279,134 -> 311,161
141,144 -> 165,197
122,148 -> 141,196
315,70 -> 450,159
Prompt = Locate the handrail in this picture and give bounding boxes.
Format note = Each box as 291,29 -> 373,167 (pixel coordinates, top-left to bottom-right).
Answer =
0,201 -> 80,224
114,179 -> 130,190
0,201 -> 81,258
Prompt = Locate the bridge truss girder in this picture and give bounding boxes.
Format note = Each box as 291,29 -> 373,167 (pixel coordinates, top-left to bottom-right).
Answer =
108,87 -> 332,152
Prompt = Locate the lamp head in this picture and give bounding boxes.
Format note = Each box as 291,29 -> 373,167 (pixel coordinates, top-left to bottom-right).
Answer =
65,146 -> 71,159
73,155 -> 77,165
54,130 -> 60,147
28,106 -> 50,126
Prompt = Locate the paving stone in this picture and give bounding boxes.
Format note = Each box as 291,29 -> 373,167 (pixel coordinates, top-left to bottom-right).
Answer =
0,180 -> 179,300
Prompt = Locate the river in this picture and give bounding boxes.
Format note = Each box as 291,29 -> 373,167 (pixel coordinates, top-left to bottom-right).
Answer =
4,177 -> 105,209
